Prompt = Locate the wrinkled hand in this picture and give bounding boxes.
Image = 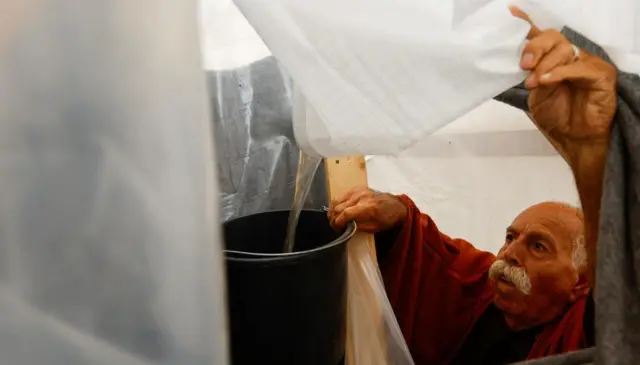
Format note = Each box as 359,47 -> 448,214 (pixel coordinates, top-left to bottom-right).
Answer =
328,188 -> 407,233
511,7 -> 617,162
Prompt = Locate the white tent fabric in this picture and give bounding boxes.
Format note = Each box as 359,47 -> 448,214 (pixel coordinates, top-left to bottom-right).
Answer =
220,0 -> 638,249
198,0 -> 582,255
234,0 -> 640,157
199,0 -> 270,70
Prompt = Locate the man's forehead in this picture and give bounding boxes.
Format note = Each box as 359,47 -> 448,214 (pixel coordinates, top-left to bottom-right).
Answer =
509,202 -> 584,241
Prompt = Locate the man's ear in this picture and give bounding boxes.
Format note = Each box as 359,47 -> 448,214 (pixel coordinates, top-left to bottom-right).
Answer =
570,275 -> 590,302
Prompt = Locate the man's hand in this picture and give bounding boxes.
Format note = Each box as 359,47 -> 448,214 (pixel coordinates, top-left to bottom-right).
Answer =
511,6 -> 617,162
327,187 -> 407,233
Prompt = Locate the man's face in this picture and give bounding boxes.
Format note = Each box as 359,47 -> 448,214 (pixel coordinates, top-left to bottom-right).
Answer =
489,202 -> 587,330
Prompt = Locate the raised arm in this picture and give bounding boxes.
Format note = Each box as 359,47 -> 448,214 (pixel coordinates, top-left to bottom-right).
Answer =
510,7 -> 617,286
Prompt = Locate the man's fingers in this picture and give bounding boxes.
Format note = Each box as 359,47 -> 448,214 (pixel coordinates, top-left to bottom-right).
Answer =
328,190 -> 354,215
536,61 -> 608,86
329,188 -> 375,229
328,196 -> 350,227
509,6 -> 541,39
333,204 -> 375,230
329,207 -> 342,230
329,188 -> 367,216
535,43 -> 576,75
333,189 -> 369,216
330,204 -> 361,230
520,30 -> 568,70
524,43 -> 576,88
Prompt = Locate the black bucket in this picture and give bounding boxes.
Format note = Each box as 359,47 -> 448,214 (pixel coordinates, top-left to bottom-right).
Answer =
223,210 -> 356,365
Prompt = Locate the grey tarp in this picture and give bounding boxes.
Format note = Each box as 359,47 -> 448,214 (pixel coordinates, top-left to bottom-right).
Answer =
207,57 -> 329,223
497,29 -> 640,365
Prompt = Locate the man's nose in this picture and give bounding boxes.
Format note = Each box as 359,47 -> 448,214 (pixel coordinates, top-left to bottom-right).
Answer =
502,240 -> 523,267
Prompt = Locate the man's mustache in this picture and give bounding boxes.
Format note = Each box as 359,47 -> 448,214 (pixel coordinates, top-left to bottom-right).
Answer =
489,260 -> 532,295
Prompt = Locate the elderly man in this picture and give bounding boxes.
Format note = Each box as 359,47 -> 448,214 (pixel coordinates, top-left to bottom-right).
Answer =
327,8 -> 618,365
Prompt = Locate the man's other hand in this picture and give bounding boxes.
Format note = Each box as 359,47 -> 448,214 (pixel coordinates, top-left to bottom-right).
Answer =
510,6 -> 617,163
327,187 -> 407,233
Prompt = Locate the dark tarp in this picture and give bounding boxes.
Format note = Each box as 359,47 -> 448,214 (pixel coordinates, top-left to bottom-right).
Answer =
207,57 -> 329,223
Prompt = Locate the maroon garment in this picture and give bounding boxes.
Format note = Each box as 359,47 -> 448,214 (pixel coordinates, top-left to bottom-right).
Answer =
378,195 -> 589,365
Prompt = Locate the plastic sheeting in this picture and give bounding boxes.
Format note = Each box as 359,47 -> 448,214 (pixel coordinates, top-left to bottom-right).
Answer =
0,1 -> 227,364
234,0 -> 640,157
201,0 -> 329,221
347,233 -> 415,365
207,58 -> 329,221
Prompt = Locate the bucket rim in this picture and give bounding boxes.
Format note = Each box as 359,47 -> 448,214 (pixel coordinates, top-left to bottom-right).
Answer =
223,209 -> 357,262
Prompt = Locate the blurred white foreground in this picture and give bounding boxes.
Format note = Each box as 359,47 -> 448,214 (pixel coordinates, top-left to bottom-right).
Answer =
0,1 -> 227,364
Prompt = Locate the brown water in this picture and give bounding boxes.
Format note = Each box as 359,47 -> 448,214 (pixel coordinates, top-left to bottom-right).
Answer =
282,151 -> 322,253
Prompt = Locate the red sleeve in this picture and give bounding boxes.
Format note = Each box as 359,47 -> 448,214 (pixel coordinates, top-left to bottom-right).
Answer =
378,195 -> 496,363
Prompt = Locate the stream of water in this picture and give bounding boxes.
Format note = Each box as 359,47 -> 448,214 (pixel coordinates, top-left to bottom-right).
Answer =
282,151 -> 322,253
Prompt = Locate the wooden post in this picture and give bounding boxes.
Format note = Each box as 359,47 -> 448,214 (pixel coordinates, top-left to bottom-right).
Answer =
324,156 -> 377,256
324,156 -> 386,365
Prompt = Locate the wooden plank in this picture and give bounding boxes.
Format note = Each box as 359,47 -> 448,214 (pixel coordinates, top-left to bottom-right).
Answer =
324,156 -> 386,365
324,156 -> 377,256
324,156 -> 369,196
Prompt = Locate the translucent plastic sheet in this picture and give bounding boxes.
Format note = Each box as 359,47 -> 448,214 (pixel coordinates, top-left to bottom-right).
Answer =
234,0 -> 640,157
294,86 -> 413,362
0,1 -> 227,364
201,0 -> 329,221
347,234 -> 415,365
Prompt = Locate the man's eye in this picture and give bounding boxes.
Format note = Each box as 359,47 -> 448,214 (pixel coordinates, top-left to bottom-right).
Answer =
534,241 -> 547,251
505,233 -> 514,243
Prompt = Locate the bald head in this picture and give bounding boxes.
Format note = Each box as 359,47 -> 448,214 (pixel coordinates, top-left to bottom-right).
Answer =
520,201 -> 583,222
